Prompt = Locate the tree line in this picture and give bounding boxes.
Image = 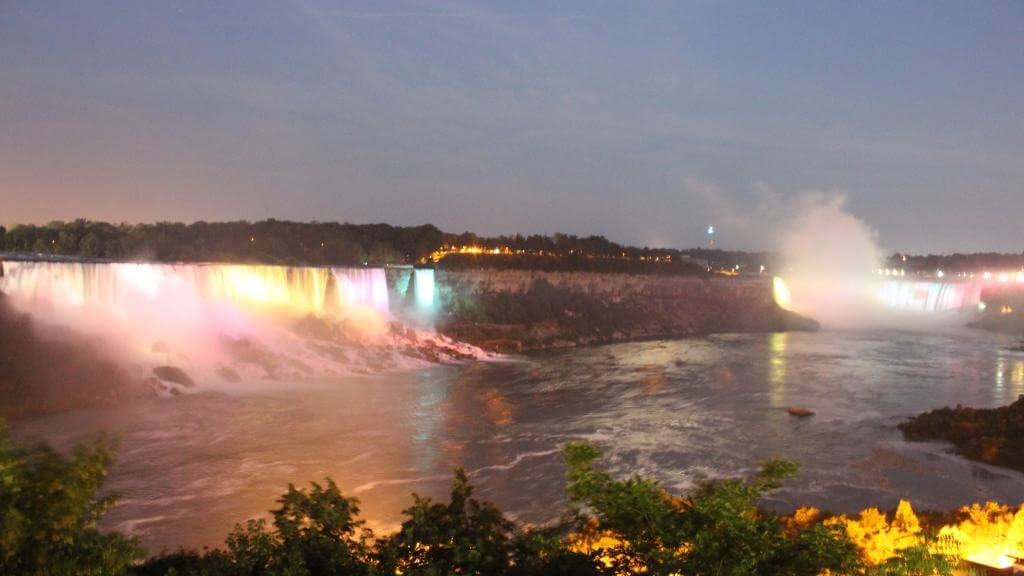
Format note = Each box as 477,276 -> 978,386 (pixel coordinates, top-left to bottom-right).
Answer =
0,220 -> 710,274
0,220 -> 443,266
890,252 -> 1024,274
2,219 -> 1016,274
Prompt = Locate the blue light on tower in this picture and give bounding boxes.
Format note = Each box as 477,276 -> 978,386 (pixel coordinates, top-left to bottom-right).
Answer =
707,225 -> 715,247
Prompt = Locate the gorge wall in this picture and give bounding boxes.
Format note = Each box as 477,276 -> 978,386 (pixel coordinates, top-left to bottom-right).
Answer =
432,270 -> 816,352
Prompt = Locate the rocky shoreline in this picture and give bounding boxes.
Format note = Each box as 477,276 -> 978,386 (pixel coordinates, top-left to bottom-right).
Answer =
899,395 -> 1024,473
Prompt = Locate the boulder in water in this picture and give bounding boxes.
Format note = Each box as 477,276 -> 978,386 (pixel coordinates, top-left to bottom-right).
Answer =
788,407 -> 814,418
153,366 -> 195,387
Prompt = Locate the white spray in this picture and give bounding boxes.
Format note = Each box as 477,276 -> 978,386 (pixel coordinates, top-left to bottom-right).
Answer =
775,194 -> 979,329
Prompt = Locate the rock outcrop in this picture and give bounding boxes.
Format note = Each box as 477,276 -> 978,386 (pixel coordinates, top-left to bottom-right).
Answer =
434,270 -> 816,352
900,395 -> 1024,472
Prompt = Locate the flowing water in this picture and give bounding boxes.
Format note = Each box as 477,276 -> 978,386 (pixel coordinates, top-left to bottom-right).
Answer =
10,328 -> 1024,553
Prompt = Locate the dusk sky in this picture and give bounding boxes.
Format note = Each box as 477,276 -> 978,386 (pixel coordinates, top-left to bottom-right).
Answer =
2,1 -> 1021,253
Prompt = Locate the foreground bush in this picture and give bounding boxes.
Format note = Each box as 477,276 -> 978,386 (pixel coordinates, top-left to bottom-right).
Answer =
0,425 -> 143,575
563,443 -> 862,575
0,421 -> 958,575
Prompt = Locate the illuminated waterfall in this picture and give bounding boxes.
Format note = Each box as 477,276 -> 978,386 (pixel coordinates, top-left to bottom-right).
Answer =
412,268 -> 435,309
773,274 -> 984,327
331,268 -> 389,313
0,261 -> 391,317
0,260 -> 482,387
875,280 -> 982,313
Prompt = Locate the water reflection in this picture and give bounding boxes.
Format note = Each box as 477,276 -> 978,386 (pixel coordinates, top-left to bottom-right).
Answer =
993,355 -> 1024,397
768,332 -> 789,408
410,371 -> 448,473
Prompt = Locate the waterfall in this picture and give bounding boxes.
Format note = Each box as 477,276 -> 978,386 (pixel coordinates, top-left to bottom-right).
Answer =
876,280 -> 982,313
330,268 -> 389,313
0,261 -> 391,317
0,260 -> 483,391
412,268 -> 435,309
777,272 -> 985,328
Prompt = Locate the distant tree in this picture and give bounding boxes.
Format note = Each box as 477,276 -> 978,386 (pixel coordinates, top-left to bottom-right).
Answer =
30,237 -> 52,255
365,241 -> 401,264
79,233 -> 104,259
4,225 -> 36,252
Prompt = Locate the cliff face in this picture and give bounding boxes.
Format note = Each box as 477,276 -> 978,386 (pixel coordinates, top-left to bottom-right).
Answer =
433,270 -> 817,352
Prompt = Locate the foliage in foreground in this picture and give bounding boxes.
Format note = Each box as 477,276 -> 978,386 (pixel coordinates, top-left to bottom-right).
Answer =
0,421 -> 960,575
0,425 -> 143,575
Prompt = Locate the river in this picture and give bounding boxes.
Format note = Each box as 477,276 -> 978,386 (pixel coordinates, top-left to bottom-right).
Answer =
10,328 -> 1024,553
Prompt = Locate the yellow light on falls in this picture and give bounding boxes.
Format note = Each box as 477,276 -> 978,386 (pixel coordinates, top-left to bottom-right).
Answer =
773,276 -> 793,311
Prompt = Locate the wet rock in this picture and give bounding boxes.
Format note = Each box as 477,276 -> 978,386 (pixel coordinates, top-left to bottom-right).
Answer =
549,339 -> 578,349
153,365 -> 195,387
900,395 -> 1024,472
788,407 -> 814,418
480,339 -> 523,353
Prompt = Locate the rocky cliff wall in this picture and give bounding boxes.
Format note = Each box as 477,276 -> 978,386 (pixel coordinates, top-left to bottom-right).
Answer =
433,270 -> 816,352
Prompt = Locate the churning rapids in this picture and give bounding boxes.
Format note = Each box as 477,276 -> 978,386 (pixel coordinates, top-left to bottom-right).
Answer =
10,328 -> 1024,552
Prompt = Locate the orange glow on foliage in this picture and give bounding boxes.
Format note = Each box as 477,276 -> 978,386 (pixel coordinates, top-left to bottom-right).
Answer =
570,500 -> 1024,572
826,500 -> 924,566
938,502 -> 1024,568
